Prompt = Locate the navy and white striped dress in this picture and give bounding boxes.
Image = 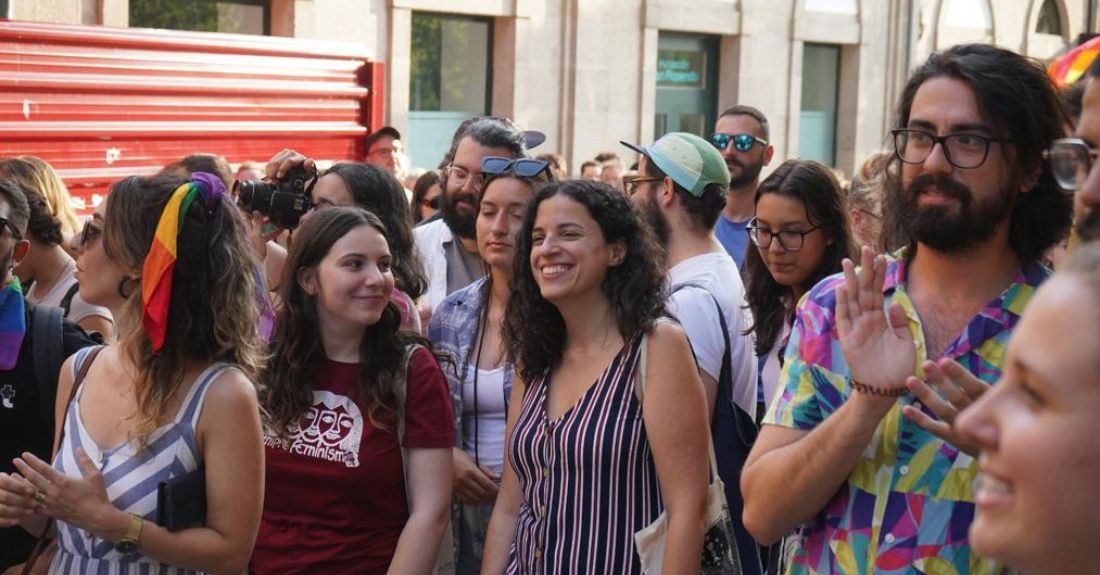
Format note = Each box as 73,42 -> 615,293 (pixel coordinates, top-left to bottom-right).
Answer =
507,334 -> 663,574
49,347 -> 227,574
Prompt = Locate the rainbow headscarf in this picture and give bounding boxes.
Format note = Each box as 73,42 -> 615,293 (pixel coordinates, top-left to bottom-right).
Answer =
142,172 -> 226,351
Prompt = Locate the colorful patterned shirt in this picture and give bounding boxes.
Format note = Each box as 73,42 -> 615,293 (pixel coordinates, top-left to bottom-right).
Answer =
764,251 -> 1047,575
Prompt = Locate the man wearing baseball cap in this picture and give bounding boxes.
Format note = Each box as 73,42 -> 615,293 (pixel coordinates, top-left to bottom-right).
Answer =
622,132 -> 762,575
364,126 -> 403,175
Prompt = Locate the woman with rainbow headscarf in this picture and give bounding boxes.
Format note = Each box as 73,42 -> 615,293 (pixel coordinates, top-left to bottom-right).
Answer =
0,173 -> 265,574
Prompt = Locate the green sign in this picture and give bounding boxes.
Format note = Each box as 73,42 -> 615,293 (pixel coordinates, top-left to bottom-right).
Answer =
657,50 -> 707,89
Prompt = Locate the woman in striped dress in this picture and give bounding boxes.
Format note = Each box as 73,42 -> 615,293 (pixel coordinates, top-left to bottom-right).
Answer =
482,180 -> 712,574
0,173 -> 265,574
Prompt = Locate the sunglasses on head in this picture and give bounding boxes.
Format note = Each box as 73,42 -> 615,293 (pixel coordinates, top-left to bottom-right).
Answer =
481,156 -> 550,178
711,133 -> 768,153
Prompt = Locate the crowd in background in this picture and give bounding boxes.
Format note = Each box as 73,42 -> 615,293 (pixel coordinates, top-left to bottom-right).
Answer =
0,40 -> 1097,575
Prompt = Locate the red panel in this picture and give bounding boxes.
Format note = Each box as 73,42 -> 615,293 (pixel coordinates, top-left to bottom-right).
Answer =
0,20 -> 380,213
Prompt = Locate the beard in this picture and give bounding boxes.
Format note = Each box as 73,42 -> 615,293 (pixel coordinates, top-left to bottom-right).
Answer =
644,192 -> 670,245
440,186 -> 478,240
728,155 -> 765,189
893,173 -> 1014,254
1075,208 -> 1100,243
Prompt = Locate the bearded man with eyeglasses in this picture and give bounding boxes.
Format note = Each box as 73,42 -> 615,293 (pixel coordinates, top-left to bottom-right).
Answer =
413,118 -> 528,314
712,105 -> 774,269
742,44 -> 1071,575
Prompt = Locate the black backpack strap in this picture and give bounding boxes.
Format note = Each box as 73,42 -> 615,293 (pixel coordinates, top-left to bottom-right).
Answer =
31,304 -> 65,433
670,281 -> 764,575
59,282 -> 81,319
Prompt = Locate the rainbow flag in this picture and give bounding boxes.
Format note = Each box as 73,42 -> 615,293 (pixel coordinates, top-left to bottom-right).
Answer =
1048,35 -> 1100,89
142,182 -> 198,351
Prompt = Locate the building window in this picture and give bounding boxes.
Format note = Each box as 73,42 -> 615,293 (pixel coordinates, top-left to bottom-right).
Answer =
130,0 -> 269,35
408,12 -> 492,169
1036,0 -> 1063,35
799,43 -> 840,167
654,33 -> 719,139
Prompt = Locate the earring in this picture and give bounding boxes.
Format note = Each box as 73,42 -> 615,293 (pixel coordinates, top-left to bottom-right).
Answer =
117,277 -> 138,299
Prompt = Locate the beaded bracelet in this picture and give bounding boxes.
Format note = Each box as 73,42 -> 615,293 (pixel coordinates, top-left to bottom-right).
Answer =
850,379 -> 908,397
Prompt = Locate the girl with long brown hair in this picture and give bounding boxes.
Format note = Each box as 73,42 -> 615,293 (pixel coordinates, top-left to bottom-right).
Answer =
252,206 -> 453,574
0,172 -> 266,573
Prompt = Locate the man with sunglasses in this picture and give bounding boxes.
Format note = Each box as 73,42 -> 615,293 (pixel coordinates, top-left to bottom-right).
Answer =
742,44 -> 1070,574
713,105 -> 774,269
414,117 -> 528,314
0,180 -> 98,571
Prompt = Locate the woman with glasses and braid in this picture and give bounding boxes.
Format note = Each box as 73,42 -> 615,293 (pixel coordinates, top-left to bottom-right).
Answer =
742,159 -> 854,574
427,156 -> 554,573
744,159 -> 855,418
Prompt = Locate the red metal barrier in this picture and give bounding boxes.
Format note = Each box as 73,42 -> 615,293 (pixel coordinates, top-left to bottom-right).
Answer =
0,19 -> 383,212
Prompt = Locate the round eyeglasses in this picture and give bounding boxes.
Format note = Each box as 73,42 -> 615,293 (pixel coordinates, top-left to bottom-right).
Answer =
746,217 -> 820,252
1043,137 -> 1100,192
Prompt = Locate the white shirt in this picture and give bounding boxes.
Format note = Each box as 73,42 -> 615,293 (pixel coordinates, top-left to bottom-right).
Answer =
413,218 -> 452,312
461,364 -> 508,476
25,267 -> 113,326
667,251 -> 757,419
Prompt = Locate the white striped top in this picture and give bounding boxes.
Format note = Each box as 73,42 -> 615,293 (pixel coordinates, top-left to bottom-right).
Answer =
49,347 -> 227,575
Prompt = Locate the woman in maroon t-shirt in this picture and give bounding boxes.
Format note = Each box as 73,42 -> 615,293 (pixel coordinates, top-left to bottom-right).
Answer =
251,207 -> 454,574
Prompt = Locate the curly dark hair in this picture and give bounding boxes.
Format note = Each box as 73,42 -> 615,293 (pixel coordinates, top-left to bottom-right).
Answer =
411,169 -> 442,224
262,206 -> 439,434
321,162 -> 427,299
503,180 -> 667,380
24,190 -> 64,246
743,160 -> 855,356
883,43 -> 1072,261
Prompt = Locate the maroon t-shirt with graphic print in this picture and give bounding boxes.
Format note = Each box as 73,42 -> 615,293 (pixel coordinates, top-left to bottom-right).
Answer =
251,349 -> 453,574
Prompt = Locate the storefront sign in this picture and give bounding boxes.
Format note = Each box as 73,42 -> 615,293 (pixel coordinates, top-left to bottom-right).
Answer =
657,50 -> 706,89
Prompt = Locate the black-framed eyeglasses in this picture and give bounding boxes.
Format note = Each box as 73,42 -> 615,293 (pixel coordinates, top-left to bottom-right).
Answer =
892,129 -> 1009,169
0,217 -> 21,241
622,175 -> 662,196
481,156 -> 550,178
711,132 -> 768,153
1043,137 -> 1100,192
747,217 -> 820,252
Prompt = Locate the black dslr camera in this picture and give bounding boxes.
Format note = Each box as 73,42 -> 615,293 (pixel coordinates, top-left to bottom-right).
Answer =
235,166 -> 316,230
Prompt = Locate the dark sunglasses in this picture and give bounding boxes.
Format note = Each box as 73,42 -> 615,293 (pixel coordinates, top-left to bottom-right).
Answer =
481,156 -> 550,178
711,133 -> 768,153
420,196 -> 441,209
0,217 -> 22,241
77,217 -> 102,248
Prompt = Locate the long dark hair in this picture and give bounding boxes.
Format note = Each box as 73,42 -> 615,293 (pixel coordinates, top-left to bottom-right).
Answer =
743,160 -> 855,356
104,174 -> 264,443
882,43 -> 1071,260
411,169 -> 442,224
262,206 -> 435,434
322,162 -> 427,299
503,180 -> 667,380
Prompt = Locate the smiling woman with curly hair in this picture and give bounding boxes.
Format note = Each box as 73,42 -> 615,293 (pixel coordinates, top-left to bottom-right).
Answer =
481,180 -> 711,574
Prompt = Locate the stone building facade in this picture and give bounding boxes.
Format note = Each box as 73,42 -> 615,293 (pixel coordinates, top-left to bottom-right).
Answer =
4,0 -> 1096,175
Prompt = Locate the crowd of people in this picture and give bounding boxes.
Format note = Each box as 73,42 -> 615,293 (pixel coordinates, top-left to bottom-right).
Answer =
0,40 -> 1097,575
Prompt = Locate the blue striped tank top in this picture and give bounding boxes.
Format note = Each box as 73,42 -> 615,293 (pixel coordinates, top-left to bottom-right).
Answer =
506,334 -> 663,574
49,346 -> 228,575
